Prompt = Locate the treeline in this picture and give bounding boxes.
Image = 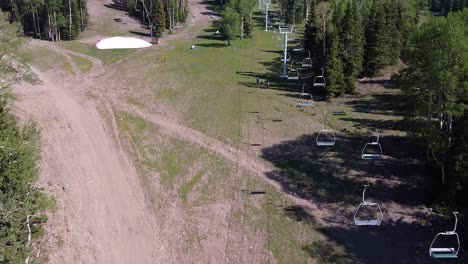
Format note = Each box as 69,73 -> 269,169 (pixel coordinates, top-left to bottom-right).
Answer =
218,0 -> 257,45
393,9 -> 468,215
429,0 -> 467,14
0,11 -> 52,262
303,0 -> 424,96
0,0 -> 88,41
125,0 -> 188,37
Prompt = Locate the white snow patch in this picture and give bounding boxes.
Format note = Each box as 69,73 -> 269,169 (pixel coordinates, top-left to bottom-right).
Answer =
96,37 -> 152,50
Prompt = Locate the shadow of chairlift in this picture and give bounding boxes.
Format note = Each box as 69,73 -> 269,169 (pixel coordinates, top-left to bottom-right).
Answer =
332,99 -> 347,116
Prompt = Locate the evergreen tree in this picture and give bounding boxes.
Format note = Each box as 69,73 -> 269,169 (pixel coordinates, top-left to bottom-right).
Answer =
339,0 -> 365,93
364,0 -> 393,76
394,10 -> 468,186
0,11 -> 52,263
221,7 -> 240,45
152,0 -> 166,37
0,0 -> 88,40
385,0 -> 401,65
303,1 -> 322,63
324,29 -> 345,97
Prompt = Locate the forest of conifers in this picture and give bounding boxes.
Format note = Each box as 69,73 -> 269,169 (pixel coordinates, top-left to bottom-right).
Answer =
0,0 -> 187,40
0,0 -> 89,41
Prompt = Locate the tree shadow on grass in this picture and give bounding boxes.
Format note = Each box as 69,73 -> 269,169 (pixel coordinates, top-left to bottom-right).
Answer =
261,133 -> 424,206
196,43 -> 227,48
103,0 -> 127,12
347,93 -> 409,116
129,30 -> 150,37
299,207 -> 467,264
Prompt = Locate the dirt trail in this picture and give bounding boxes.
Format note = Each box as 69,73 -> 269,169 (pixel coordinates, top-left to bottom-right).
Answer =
14,66 -> 166,263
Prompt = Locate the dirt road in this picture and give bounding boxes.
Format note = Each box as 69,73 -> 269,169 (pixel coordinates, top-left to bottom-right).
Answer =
14,67 -> 166,263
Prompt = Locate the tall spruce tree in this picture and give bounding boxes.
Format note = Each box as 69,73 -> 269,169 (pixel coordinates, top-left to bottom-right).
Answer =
152,0 -> 166,37
339,0 -> 365,93
325,28 -> 345,97
303,1 -> 322,64
364,1 -> 390,75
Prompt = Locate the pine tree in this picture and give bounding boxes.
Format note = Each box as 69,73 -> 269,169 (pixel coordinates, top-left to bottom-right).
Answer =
364,1 -> 390,76
324,29 -> 345,97
385,0 -> 401,65
303,1 -> 321,63
152,0 -> 166,37
339,0 -> 365,93
221,7 -> 240,45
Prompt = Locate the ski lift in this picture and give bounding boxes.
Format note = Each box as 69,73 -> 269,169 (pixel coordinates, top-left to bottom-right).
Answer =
293,41 -> 303,52
296,83 -> 313,107
302,51 -> 312,68
332,107 -> 346,116
279,25 -> 293,34
353,185 -> 383,226
429,212 -> 460,259
287,68 -> 300,80
361,130 -> 382,160
316,123 -> 336,146
313,68 -> 326,88
332,98 -> 346,115
281,53 -> 291,62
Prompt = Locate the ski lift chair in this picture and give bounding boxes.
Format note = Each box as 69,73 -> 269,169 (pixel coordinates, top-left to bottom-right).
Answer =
332,102 -> 346,115
313,68 -> 326,88
293,42 -> 303,52
361,130 -> 382,160
429,212 -> 460,259
297,93 -> 313,107
302,51 -> 312,68
287,69 -> 300,80
332,108 -> 347,115
281,53 -> 291,62
316,123 -> 336,146
296,83 -> 313,107
302,58 -> 312,68
353,185 -> 383,226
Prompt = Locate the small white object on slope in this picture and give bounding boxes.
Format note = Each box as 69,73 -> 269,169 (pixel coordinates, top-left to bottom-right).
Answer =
96,37 -> 152,50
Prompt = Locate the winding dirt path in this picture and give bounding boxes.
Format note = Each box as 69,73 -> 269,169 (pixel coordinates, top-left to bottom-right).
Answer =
14,66 -> 166,263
